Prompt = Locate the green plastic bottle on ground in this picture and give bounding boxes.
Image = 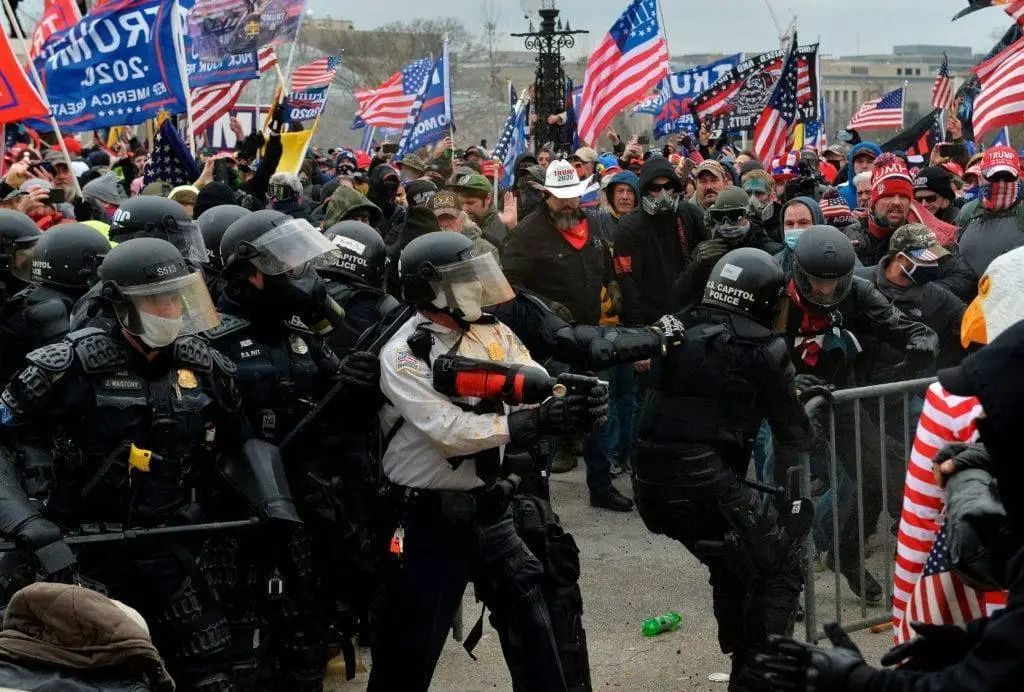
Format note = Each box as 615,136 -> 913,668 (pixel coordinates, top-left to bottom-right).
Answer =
641,611 -> 681,637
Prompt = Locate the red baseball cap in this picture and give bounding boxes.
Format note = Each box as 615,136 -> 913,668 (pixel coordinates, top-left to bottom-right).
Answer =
981,145 -> 1020,180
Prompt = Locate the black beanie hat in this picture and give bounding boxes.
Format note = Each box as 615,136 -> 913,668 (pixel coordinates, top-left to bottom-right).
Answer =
194,182 -> 237,218
912,166 -> 956,202
399,206 -> 442,252
405,178 -> 439,208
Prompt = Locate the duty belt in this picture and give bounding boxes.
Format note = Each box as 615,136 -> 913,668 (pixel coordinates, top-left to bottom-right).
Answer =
393,482 -> 516,527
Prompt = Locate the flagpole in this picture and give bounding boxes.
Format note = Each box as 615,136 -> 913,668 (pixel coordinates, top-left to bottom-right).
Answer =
170,0 -> 196,157
1,0 -> 81,199
281,10 -> 311,94
443,35 -> 454,161
902,80 -> 908,132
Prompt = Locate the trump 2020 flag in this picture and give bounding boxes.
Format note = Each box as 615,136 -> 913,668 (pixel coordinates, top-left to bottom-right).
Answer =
576,0 -> 669,146
394,40 -> 453,160
0,32 -> 49,125
34,0 -> 190,132
29,0 -> 82,61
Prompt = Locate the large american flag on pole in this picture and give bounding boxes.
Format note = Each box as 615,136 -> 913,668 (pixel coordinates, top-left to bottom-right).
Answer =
848,87 -> 905,130
931,54 -> 953,109
971,35 -> 1024,140
354,58 -> 433,130
290,56 -> 341,91
576,0 -> 669,147
192,47 -> 278,135
752,35 -> 799,165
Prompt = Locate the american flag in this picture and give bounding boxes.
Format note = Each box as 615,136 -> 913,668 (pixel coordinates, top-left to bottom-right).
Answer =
576,0 -> 670,146
191,47 -> 278,135
931,54 -> 953,109
953,0 -> 1024,23
290,55 -> 341,91
144,118 -> 199,186
1004,0 -> 1024,24
972,35 -> 1024,140
900,523 -> 988,639
492,98 -> 529,190
848,87 -> 905,130
752,36 -> 800,165
354,58 -> 433,130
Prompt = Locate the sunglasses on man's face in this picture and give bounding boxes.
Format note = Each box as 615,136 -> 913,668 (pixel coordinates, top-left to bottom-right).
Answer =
647,182 -> 676,193
707,208 -> 747,225
915,193 -> 938,204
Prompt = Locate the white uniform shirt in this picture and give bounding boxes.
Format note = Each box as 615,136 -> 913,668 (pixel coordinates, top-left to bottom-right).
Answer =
378,314 -> 545,490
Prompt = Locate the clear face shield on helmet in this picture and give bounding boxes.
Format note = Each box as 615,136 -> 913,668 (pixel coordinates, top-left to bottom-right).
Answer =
117,271 -> 220,348
240,218 -> 341,276
7,237 -> 40,283
428,251 -> 515,322
793,263 -> 854,309
164,220 -> 208,267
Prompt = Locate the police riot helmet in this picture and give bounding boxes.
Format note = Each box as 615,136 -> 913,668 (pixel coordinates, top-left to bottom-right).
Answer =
197,204 -> 250,270
793,225 -> 857,308
109,196 -> 208,266
701,247 -> 785,327
220,209 -> 339,277
97,238 -> 220,348
0,210 -> 42,280
26,223 -> 111,292
321,220 -> 388,287
398,231 -> 514,321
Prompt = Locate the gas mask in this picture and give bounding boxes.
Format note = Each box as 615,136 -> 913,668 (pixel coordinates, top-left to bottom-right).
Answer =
432,281 -> 485,322
641,191 -> 678,216
260,265 -> 331,319
747,197 -> 777,224
138,311 -> 183,348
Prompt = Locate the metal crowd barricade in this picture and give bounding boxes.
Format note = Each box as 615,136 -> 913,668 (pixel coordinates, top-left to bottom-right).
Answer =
800,377 -> 936,644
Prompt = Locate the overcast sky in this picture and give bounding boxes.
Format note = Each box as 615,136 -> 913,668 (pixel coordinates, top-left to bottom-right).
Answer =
325,0 -> 1011,59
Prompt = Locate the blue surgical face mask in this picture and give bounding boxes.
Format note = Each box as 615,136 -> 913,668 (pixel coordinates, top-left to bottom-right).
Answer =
784,229 -> 802,250
962,185 -> 980,203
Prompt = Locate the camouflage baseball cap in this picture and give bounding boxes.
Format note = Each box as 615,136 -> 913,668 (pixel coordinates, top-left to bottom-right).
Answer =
888,223 -> 950,261
399,153 -> 426,173
430,189 -> 461,218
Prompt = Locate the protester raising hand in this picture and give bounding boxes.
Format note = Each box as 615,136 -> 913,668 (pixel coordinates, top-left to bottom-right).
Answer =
499,191 -> 518,230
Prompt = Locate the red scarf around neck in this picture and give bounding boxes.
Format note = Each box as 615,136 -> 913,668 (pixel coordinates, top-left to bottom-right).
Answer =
787,280 -> 831,367
559,217 -> 590,249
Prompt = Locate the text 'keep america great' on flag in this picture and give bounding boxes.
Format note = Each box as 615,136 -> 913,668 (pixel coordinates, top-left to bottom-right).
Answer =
576,0 -> 670,147
354,58 -> 433,130
848,87 -> 905,130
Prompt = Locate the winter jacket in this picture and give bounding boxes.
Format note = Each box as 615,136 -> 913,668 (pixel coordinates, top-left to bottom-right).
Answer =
460,217 -> 500,260
836,141 -> 881,209
503,206 -> 615,325
0,583 -> 174,691
474,208 -> 508,249
871,257 -> 967,369
322,187 -> 383,230
270,195 -> 315,222
242,132 -> 282,206
673,222 -> 783,308
612,157 -> 706,325
780,275 -> 939,387
956,198 -> 1024,281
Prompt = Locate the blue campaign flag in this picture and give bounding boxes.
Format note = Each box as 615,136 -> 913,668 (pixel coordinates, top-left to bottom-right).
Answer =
33,0 -> 190,133
651,53 -> 743,138
178,0 -> 258,89
286,86 -> 330,122
394,41 -> 453,160
492,98 -> 529,190
992,126 -> 1011,148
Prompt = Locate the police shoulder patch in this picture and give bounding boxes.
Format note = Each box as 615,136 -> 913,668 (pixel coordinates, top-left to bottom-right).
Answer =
394,347 -> 426,374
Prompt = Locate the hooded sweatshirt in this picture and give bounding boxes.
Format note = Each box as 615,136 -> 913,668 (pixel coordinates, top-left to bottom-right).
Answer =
774,196 -> 825,276
837,142 -> 881,209
612,157 -> 706,325
367,164 -> 405,238
323,186 -> 383,230
81,171 -> 125,207
588,170 -> 640,243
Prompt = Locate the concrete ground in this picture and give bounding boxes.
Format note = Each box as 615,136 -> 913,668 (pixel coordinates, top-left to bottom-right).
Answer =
328,464 -> 897,691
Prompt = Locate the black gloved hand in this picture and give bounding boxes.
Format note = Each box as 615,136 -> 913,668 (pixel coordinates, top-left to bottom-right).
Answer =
508,396 -> 573,448
880,622 -> 978,671
17,516 -> 77,579
693,238 -> 729,264
269,102 -> 288,133
652,314 -> 686,350
338,351 -> 380,390
585,383 -> 609,424
752,622 -> 875,692
904,341 -> 936,370
793,373 -> 833,405
932,443 -> 990,484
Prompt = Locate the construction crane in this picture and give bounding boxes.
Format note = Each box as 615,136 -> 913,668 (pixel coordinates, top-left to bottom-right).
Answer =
763,0 -> 797,50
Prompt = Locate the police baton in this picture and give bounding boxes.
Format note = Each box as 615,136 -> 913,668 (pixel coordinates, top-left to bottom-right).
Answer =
0,518 -> 261,551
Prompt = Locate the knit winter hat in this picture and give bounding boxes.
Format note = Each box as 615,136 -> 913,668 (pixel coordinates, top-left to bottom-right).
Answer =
870,152 -> 914,205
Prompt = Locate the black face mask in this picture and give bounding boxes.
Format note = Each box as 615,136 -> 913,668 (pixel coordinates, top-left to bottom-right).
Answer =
259,266 -> 331,321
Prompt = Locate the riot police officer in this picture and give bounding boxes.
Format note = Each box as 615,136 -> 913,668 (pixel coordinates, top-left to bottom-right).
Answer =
109,196 -> 209,269
319,219 -> 399,353
206,208 -> 380,689
631,247 -> 813,691
0,223 -> 110,383
0,210 -> 41,306
369,231 -> 607,692
198,205 -> 251,273
0,237 -> 297,691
